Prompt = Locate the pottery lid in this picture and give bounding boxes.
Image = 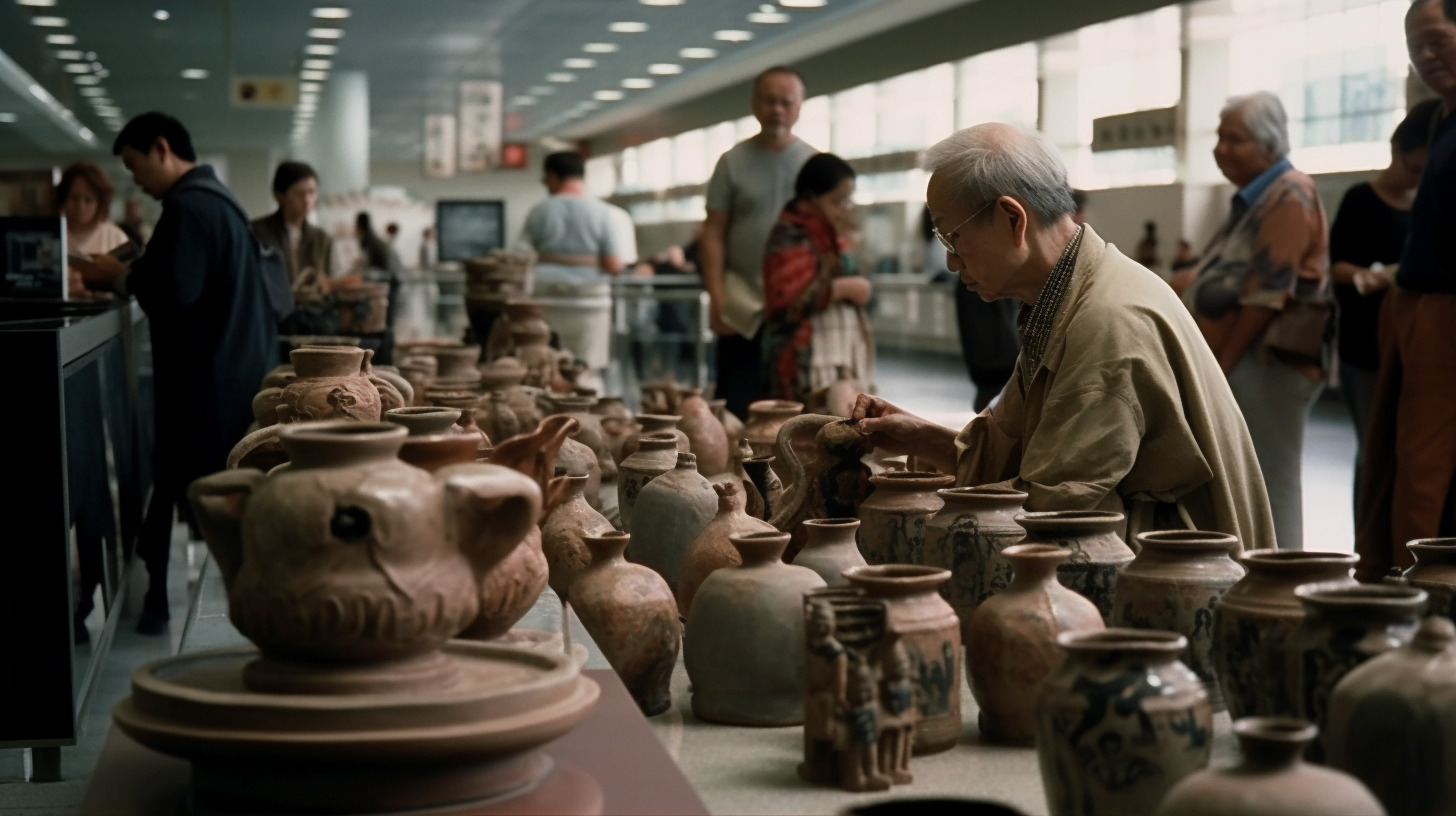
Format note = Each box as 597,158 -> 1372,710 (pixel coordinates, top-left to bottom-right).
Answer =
1056,627 -> 1188,662
869,471 -> 956,490
1294,580 -> 1428,618
842,564 -> 952,596
277,421 -> 407,468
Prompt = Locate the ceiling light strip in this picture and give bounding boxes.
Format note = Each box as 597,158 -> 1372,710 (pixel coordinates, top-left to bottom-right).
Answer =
0,47 -> 96,145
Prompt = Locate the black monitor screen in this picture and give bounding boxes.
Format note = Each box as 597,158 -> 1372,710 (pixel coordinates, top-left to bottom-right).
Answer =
0,216 -> 66,299
436,199 -> 505,263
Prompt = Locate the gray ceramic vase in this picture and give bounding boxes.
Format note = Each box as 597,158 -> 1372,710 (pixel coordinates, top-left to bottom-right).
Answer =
625,452 -> 716,593
1014,510 -> 1130,622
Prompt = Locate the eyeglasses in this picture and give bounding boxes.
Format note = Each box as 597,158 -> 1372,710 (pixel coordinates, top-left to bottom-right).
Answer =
930,197 -> 997,256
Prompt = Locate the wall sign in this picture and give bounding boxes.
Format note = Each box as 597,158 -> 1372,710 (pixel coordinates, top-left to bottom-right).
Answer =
424,114 -> 457,179
458,80 -> 503,172
1091,106 -> 1180,152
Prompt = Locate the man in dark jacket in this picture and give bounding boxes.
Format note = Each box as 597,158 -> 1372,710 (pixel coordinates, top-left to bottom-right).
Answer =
84,112 -> 276,633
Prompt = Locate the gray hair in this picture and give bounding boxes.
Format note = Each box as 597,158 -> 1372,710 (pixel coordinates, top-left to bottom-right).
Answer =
917,124 -> 1076,224
1221,91 -> 1290,160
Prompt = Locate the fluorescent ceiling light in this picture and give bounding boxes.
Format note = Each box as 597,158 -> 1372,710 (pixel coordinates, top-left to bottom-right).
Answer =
593,89 -> 623,101
80,87 -> 106,96
639,0 -> 683,5
55,50 -> 84,60
180,68 -> 208,79
16,0 -> 58,6
299,92 -> 319,104
563,58 -> 595,69
679,47 -> 717,59
31,16 -> 68,27
780,0 -> 826,6
45,33 -> 75,44
608,21 -> 648,33
78,126 -> 93,140
647,63 -> 682,75
747,3 -> 789,23
303,59 -> 331,69
95,68 -> 109,78
300,70 -> 328,80
308,28 -> 344,39
547,72 -> 576,82
312,7 -> 351,19
300,82 -> 321,92
74,75 -> 100,84
715,29 -> 755,41
153,9 -> 170,20
622,77 -> 654,89
0,113 -> 17,123
64,63 -> 91,73
305,44 -> 337,55
582,43 -> 618,53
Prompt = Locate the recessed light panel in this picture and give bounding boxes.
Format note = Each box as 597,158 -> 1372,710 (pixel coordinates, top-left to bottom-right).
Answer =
530,85 -> 553,95
311,7 -> 351,19
715,29 -> 755,41
55,49 -> 83,60
512,96 -> 536,106
31,16 -> 68,27
305,44 -> 337,55
679,47 -> 717,59
648,63 -> 683,75
622,78 -> 654,89
547,72 -> 576,82
300,82 -> 321,92
639,0 -> 683,5
746,4 -> 789,23
303,59 -> 332,69
0,113 -> 18,123
593,90 -> 623,101
80,87 -> 105,96
308,28 -> 344,39
153,9 -> 170,20
62,63 -> 90,73
582,43 -> 618,53
45,34 -> 75,44
73,75 -> 100,84
609,22 -> 648,33
180,68 -> 208,79
564,58 -> 596,69
300,70 -> 328,81
780,0 -> 827,6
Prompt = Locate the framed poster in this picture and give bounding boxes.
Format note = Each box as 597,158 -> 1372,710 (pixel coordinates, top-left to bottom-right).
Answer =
436,199 -> 504,263
458,80 -> 502,172
1,216 -> 67,299
425,114 -> 457,179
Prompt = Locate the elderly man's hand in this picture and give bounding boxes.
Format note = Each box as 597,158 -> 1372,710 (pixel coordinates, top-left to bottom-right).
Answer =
851,394 -> 960,474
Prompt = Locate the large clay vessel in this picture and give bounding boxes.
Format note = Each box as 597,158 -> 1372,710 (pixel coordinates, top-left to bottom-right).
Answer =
617,414 -> 688,463
626,452 -> 717,593
1113,530 -> 1245,710
429,344 -> 484,390
678,388 -> 731,477
540,473 -> 613,599
857,472 -> 956,567
547,394 -> 617,482
844,565 -> 961,755
965,544 -> 1104,746
684,531 -> 827,725
1014,510 -> 1131,621
1285,581 -> 1425,761
1403,538 -> 1456,619
569,531 -> 681,717
744,399 -> 804,481
1326,616 -> 1456,816
617,432 -> 681,532
1156,717 -> 1384,816
792,518 -> 867,587
677,481 -> 776,616
769,415 -> 875,560
923,486 -> 1028,628
1213,550 -> 1358,721
1036,628 -> 1212,816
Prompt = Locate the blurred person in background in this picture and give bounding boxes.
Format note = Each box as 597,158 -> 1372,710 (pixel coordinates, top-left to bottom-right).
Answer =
59,160 -> 132,300
118,196 -> 151,246
253,162 -> 359,331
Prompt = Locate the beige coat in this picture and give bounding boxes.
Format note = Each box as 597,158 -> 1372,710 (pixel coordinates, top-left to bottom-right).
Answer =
955,225 -> 1275,553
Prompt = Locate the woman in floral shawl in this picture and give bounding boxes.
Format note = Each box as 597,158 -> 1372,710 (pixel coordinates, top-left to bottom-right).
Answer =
761,152 -> 874,404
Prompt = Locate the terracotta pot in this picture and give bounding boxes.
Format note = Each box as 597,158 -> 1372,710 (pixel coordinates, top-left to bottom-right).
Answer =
1213,551 -> 1359,722
965,544 -> 1103,746
592,396 -> 634,463
923,486 -> 1028,627
639,380 -> 681,415
569,532 -> 680,716
430,344 -> 483,389
792,518 -> 868,587
396,354 -> 437,406
1113,530 -> 1245,711
617,414 -> 689,463
385,405 -> 460,436
418,391 -> 490,456
1403,538 -> 1456,619
486,300 -> 550,362
626,452 -> 717,593
1156,717 -> 1383,816
477,356 -> 527,391
616,432 -> 681,532
677,481 -> 777,617
334,282 -> 391,334
844,565 -> 961,754
387,408 -> 482,472
709,398 -> 745,450
1285,581 -> 1426,762
770,416 -> 875,562
1037,628 -> 1212,816
1013,510 -> 1131,621
475,390 -> 528,444
744,399 -> 804,479
511,330 -> 558,390
540,474 -> 613,599
684,531 -> 827,725
555,436 -> 603,511
1326,616 -> 1456,816
857,472 -> 956,567
547,394 -> 616,482
678,388 -> 731,477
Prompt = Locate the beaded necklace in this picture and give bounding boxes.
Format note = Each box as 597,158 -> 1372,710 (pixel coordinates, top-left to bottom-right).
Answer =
1017,223 -> 1085,386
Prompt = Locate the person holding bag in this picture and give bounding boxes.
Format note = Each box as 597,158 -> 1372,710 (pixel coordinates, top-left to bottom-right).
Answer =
1171,91 -> 1331,552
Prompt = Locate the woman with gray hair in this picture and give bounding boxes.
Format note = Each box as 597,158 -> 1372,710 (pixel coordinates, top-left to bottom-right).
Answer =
1172,91 -> 1332,551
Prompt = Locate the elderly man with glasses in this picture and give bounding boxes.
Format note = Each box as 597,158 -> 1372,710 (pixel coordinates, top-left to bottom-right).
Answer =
853,123 -> 1274,551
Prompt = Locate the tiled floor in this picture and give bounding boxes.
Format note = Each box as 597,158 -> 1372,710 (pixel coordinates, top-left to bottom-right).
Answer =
0,347 -> 1359,814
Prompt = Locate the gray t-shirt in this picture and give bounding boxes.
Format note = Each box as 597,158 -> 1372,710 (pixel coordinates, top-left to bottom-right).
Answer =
520,194 -> 622,258
705,136 -> 817,333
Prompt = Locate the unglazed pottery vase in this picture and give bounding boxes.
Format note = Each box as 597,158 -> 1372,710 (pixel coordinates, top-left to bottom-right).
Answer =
1014,510 -> 1131,621
540,474 -> 613,599
626,453 -> 716,593
1326,616 -> 1456,816
1403,538 -> 1456,619
844,565 -> 961,755
1036,629 -> 1212,816
678,388 -> 731,477
547,394 -> 617,483
429,343 -> 484,390
388,408 -> 481,473
676,482 -> 776,617
385,405 -> 460,436
792,518 -> 868,587
1285,581 -> 1425,762
857,472 -> 956,567
396,354 -> 437,406
554,436 -> 603,511
569,531 -> 681,717
709,397 -> 745,450
617,413 -> 689,463
1113,530 -> 1245,710
1213,550 -> 1358,722
770,416 -> 875,560
616,432 -> 682,533
1156,717 -> 1384,816
923,486 -> 1028,628
965,545 -> 1104,746
745,399 -> 804,481
684,531 -> 827,725
477,355 -> 528,392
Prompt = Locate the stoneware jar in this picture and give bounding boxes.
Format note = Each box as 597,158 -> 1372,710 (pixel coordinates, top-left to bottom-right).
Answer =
539,473 -> 613,599
626,452 -> 717,593
1213,550 -> 1358,721
857,472 -> 957,567
616,432 -> 681,532
1285,581 -> 1426,762
1326,616 -> 1456,816
1014,510 -> 1131,622
844,565 -> 961,754
569,532 -> 680,717
1036,628 -> 1212,816
617,413 -> 690,464
1113,530 -> 1246,710
676,481 -> 776,617
965,544 -> 1104,746
922,486 -> 1028,627
677,387 -> 731,477
792,518 -> 868,587
1155,717 -> 1384,816
1403,538 -> 1456,619
684,531 -> 827,725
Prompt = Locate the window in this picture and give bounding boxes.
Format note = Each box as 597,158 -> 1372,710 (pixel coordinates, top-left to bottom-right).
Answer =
876,64 -> 955,154
798,95 -> 832,152
831,83 -> 877,159
956,44 -> 1039,130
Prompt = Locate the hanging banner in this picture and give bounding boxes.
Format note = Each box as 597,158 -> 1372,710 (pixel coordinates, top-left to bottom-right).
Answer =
458,80 -> 503,172
424,114 -> 457,179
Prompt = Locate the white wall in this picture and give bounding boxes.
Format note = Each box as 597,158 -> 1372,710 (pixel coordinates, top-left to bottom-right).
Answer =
1080,184 -> 1184,273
